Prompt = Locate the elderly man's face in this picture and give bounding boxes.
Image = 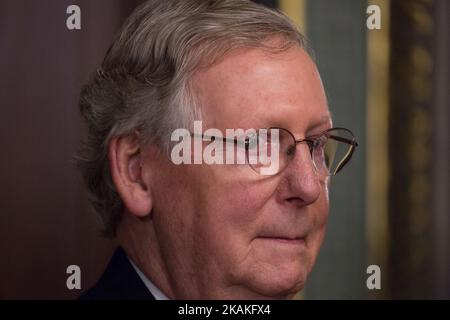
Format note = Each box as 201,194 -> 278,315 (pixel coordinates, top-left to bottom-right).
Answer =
148,45 -> 331,299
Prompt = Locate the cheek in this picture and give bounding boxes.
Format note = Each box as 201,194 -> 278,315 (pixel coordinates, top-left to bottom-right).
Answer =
193,173 -> 280,259
318,178 -> 330,223
151,168 -> 197,259
212,177 -> 279,227
306,180 -> 330,270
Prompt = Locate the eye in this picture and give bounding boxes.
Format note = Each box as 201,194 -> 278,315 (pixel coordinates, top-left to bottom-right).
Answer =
312,135 -> 328,165
245,133 -> 258,150
315,135 -> 328,147
286,144 -> 296,157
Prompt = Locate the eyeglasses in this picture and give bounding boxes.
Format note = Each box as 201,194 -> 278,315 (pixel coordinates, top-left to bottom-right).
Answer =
198,127 -> 358,176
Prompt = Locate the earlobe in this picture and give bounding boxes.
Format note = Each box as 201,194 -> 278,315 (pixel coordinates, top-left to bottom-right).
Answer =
108,134 -> 153,218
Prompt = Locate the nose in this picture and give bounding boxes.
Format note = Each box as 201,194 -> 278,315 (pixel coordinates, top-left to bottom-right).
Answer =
282,143 -> 321,207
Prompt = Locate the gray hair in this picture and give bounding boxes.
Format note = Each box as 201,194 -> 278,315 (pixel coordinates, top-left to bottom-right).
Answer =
77,0 -> 310,237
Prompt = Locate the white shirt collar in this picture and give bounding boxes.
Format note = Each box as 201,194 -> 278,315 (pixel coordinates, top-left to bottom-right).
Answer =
128,257 -> 170,300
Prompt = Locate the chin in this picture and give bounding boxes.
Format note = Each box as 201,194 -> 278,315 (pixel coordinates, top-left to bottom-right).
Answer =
247,264 -> 309,299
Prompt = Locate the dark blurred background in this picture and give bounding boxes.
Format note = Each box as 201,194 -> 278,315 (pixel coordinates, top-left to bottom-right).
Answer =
0,0 -> 448,299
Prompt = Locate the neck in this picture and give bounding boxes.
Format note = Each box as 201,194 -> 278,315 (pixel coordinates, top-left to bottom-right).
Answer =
116,212 -> 176,298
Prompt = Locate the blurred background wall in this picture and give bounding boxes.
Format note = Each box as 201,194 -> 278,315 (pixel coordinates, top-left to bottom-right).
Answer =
0,0 -> 448,299
0,0 -> 143,299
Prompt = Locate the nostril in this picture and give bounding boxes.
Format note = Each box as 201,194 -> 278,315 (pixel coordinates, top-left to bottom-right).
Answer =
286,197 -> 303,206
284,174 -> 321,207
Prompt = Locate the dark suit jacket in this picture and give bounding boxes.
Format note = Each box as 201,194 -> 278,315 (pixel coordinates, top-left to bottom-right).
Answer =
79,247 -> 155,300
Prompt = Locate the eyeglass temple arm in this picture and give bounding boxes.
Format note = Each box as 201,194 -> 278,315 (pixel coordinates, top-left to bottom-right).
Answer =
328,135 -> 358,174
329,135 -> 359,147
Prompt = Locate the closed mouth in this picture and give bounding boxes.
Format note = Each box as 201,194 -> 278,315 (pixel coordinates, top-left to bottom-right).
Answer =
257,236 -> 306,245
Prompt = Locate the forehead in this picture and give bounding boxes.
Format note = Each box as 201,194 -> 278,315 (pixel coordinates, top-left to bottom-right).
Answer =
192,45 -> 331,133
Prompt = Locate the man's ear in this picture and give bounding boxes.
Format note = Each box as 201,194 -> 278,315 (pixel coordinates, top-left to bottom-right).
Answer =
108,133 -> 152,217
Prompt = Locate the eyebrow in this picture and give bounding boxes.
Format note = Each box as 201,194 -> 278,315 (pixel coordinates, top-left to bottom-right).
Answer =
306,113 -> 333,133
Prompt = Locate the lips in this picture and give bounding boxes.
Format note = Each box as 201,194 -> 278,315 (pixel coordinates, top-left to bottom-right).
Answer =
257,235 -> 306,245
257,224 -> 312,246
